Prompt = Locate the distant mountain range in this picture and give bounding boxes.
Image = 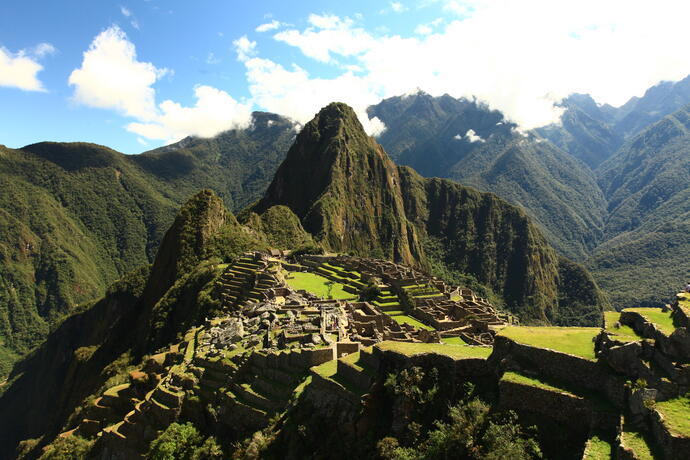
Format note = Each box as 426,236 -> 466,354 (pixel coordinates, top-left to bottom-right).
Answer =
1,76 -> 690,378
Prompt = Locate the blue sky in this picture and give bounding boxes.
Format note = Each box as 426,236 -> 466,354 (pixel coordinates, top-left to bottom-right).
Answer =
2,0 -> 690,154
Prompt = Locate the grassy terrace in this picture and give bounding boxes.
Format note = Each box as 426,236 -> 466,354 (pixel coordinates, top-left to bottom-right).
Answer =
623,308 -> 676,336
655,396 -> 690,437
312,359 -> 338,378
501,371 -> 577,396
604,311 -> 642,342
322,262 -> 361,279
620,429 -> 655,460
390,314 -> 434,331
376,341 -> 492,359
583,435 -> 613,460
498,326 -> 599,360
440,336 -> 465,345
284,271 -> 356,300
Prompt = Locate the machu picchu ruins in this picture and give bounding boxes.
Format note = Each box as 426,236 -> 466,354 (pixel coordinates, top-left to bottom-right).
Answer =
44,247 -> 690,459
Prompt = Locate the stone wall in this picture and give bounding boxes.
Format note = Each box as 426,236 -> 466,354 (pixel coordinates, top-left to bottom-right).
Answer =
498,379 -> 617,433
491,336 -> 626,408
649,408 -> 690,460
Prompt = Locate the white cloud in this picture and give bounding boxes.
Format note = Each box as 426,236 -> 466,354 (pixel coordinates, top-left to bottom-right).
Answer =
252,2 -> 690,129
69,25 -> 166,120
464,129 -> 484,142
242,56 -> 385,135
120,6 -> 140,29
127,85 -> 253,142
31,43 -> 56,58
70,26 -> 251,144
415,24 -> 432,35
0,46 -> 51,91
273,14 -> 376,63
390,2 -> 407,13
256,20 -> 282,33
233,35 -> 257,62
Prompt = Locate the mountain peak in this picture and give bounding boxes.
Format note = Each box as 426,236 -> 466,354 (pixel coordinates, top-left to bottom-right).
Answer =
251,103 -> 421,265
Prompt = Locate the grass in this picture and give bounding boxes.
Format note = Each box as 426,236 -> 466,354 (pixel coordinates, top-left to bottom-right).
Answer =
502,371 -> 577,396
623,308 -> 676,336
284,271 -> 355,300
604,311 -> 641,342
655,396 -> 690,437
583,435 -> 613,460
312,359 -> 338,378
322,263 -> 362,279
498,326 -> 599,360
441,336 -> 466,345
376,341 -> 492,359
291,376 -> 312,401
103,383 -> 130,397
620,429 -> 655,460
390,314 -> 435,331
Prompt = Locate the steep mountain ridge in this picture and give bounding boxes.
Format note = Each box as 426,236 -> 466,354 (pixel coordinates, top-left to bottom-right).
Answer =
588,104 -> 690,306
252,103 -> 424,266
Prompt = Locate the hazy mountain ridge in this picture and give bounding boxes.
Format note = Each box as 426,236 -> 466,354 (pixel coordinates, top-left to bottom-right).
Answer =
369,92 -> 608,261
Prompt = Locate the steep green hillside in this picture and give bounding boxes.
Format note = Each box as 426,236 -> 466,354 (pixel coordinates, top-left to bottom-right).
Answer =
0,190 -> 266,457
134,112 -> 296,211
0,143 -> 178,377
589,105 -> 690,306
369,92 -> 607,261
252,102 -> 607,324
0,113 -> 295,376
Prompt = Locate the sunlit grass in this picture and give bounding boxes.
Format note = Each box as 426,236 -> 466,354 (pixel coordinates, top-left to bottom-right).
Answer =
499,326 -> 599,360
623,308 -> 676,336
284,271 -> 355,300
376,341 -> 492,359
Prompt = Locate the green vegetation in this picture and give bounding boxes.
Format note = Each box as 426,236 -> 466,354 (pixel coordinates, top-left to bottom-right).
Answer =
283,271 -> 354,300
377,341 -> 492,359
148,422 -> 223,459
623,308 -> 676,335
620,429 -> 655,460
390,314 -> 435,331
604,311 -> 641,342
501,372 -> 576,396
655,396 -> 690,437
440,336 -> 465,345
591,105 -> 690,309
311,359 -> 338,378
583,435 -> 613,460
499,327 -> 598,360
37,435 -> 94,460
377,399 -> 541,460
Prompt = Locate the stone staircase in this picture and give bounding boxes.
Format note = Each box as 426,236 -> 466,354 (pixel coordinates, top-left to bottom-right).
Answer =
216,255 -> 278,310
